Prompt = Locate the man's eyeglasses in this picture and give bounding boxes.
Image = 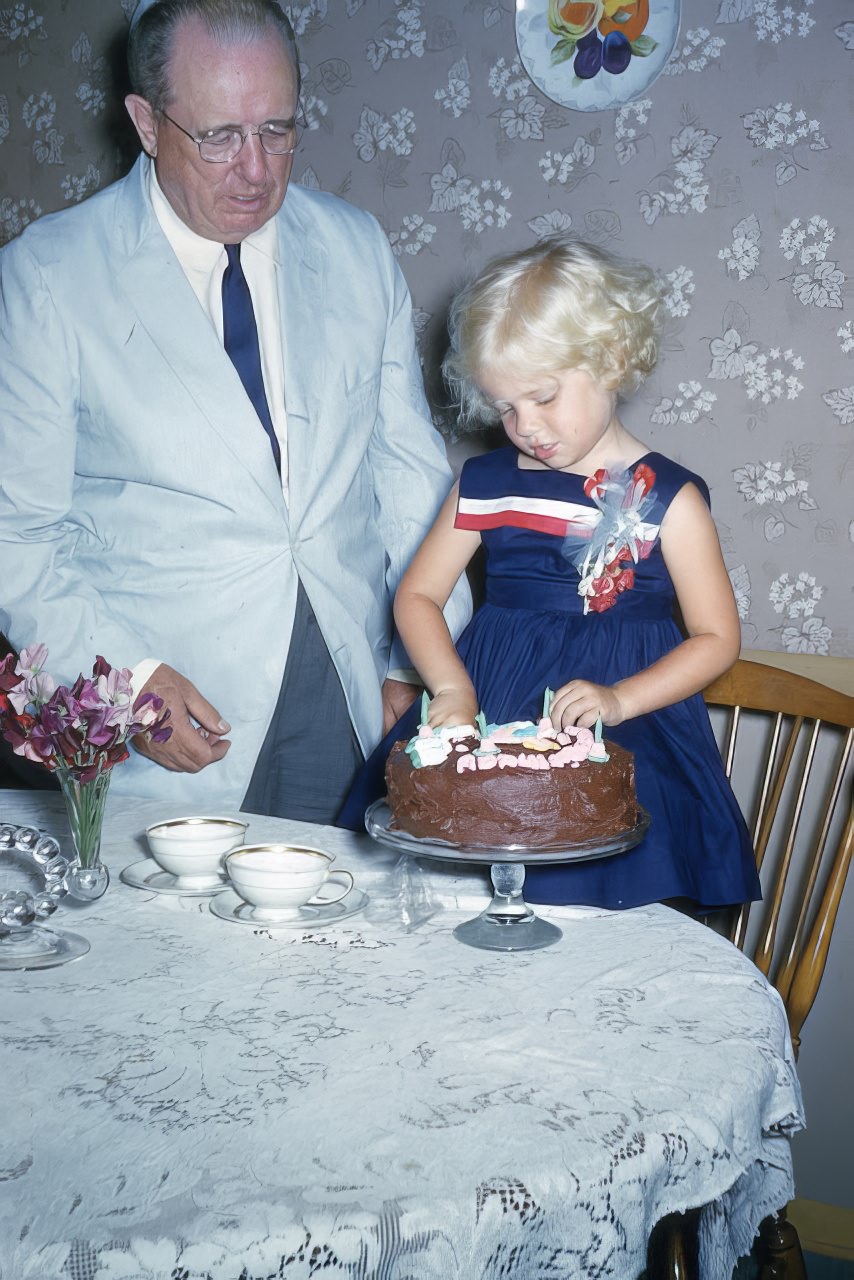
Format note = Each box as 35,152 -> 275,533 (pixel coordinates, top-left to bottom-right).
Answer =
160,110 -> 301,162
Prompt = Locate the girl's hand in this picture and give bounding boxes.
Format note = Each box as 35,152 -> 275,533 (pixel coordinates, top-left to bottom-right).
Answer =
549,680 -> 625,731
427,686 -> 479,730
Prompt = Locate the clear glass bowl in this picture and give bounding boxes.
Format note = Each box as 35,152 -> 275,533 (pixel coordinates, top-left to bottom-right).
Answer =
0,823 -> 90,970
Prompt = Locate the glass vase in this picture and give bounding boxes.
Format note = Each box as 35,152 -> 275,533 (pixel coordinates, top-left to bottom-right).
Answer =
57,766 -> 111,902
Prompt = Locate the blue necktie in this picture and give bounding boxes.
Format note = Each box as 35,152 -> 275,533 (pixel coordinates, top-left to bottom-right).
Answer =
222,242 -> 281,474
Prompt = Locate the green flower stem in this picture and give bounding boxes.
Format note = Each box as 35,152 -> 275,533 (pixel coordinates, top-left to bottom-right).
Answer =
57,766 -> 111,869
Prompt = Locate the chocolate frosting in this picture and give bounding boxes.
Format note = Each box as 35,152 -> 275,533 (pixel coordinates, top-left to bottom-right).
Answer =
386,735 -> 638,848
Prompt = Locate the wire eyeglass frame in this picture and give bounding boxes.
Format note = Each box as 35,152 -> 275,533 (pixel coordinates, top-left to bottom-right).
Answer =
159,109 -> 301,162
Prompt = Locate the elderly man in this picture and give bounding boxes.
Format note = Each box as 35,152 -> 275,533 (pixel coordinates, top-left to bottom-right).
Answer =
0,0 -> 469,819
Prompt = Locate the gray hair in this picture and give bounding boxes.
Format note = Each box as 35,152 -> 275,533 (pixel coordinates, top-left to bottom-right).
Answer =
443,236 -> 663,427
128,0 -> 300,113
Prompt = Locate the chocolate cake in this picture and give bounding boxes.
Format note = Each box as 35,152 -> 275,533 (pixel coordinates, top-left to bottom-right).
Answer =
385,719 -> 638,849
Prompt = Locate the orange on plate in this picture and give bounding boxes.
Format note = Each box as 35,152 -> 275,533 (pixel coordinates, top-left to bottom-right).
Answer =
558,2 -> 599,32
598,0 -> 649,42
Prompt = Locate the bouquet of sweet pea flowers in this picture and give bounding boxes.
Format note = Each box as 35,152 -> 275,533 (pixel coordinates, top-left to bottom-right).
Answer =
0,643 -> 172,781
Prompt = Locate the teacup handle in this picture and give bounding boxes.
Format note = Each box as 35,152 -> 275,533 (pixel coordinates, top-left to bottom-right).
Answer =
308,869 -> 353,907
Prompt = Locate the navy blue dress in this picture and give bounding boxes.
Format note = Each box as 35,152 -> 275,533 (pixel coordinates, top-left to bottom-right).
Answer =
340,447 -> 760,913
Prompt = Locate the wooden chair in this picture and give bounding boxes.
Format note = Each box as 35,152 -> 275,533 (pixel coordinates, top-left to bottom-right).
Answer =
650,657 -> 854,1280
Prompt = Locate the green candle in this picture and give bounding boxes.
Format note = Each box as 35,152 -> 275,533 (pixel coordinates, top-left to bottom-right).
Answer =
542,687 -> 553,719
475,711 -> 488,738
420,690 -> 429,726
594,714 -> 603,742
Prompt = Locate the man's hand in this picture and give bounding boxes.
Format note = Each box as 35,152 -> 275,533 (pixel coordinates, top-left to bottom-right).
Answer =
381,678 -> 421,733
131,663 -> 231,773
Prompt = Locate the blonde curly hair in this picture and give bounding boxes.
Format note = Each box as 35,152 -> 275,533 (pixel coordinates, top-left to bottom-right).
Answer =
443,236 -> 663,427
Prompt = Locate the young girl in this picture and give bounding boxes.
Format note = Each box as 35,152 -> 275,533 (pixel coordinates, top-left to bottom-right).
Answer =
342,237 -> 760,913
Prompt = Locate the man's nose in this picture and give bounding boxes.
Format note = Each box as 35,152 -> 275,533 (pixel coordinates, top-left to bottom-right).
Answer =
234,131 -> 268,180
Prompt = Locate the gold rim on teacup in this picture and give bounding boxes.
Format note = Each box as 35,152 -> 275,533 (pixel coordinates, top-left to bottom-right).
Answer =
226,843 -> 333,866
147,817 -> 248,835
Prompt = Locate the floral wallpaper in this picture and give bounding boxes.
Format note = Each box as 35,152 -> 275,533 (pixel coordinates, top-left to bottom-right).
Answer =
1,0 -> 852,658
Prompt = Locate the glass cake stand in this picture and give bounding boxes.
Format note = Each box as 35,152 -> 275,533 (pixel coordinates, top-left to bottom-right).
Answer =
365,800 -> 650,953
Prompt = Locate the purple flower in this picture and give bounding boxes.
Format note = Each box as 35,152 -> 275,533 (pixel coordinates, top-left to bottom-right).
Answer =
0,654 -> 24,693
0,646 -> 172,779
131,691 -> 172,742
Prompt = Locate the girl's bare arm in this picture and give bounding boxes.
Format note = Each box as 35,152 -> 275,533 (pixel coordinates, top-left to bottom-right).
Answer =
394,484 -> 483,727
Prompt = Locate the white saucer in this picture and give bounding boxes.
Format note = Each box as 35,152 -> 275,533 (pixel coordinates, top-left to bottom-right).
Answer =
210,886 -> 369,930
120,858 -> 230,897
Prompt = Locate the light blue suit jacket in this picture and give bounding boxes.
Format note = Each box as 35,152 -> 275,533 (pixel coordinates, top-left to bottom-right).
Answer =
0,157 -> 470,805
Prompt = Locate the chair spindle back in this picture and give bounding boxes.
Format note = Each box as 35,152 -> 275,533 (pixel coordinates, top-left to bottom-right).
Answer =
703,659 -> 854,1057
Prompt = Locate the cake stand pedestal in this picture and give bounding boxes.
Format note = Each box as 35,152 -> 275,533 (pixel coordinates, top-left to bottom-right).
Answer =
364,800 -> 650,953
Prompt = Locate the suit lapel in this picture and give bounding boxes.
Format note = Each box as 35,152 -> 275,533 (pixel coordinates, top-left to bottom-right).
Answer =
275,198 -> 328,528
113,161 -> 286,516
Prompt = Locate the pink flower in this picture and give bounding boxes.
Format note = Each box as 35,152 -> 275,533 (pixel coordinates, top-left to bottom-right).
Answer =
8,642 -> 55,713
0,646 -> 171,780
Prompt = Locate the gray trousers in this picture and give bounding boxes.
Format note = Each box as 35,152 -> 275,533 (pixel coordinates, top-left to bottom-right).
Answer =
241,581 -> 364,823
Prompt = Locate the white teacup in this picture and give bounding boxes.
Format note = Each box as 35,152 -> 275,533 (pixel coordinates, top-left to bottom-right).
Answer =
146,817 -> 249,888
225,844 -> 354,920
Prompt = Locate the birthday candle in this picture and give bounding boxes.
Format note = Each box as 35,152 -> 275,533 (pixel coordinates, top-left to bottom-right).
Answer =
594,714 -> 603,742
420,690 -> 429,726
542,687 -> 553,719
475,711 -> 488,739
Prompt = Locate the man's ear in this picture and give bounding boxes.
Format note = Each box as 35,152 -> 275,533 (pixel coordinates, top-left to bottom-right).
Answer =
125,94 -> 159,157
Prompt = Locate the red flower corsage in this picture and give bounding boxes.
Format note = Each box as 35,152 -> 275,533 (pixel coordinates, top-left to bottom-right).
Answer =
564,464 -> 660,614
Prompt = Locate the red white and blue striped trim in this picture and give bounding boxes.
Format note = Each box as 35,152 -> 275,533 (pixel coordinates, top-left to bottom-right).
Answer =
455,494 -> 600,538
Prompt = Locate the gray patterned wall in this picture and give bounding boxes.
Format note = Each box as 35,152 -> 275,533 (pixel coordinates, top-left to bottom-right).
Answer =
2,0 -> 851,660
1,0 -> 852,1215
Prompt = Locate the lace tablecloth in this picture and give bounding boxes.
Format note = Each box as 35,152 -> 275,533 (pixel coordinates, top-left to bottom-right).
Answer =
0,792 -> 804,1280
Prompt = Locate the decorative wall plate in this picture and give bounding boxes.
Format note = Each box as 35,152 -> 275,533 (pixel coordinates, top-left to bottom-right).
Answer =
515,0 -> 681,112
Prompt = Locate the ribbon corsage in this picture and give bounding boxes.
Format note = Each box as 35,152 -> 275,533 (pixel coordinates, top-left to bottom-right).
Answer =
562,463 -> 660,613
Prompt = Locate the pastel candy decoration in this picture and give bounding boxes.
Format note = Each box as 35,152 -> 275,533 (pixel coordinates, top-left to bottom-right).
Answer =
588,713 -> 610,762
444,723 -> 478,742
457,754 -> 477,773
517,752 -> 550,771
497,754 -> 518,769
476,754 -> 499,771
408,738 -> 451,768
559,725 -> 595,761
486,720 -> 539,743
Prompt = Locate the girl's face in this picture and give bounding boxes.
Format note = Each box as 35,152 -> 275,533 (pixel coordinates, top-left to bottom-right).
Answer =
478,367 -> 620,474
